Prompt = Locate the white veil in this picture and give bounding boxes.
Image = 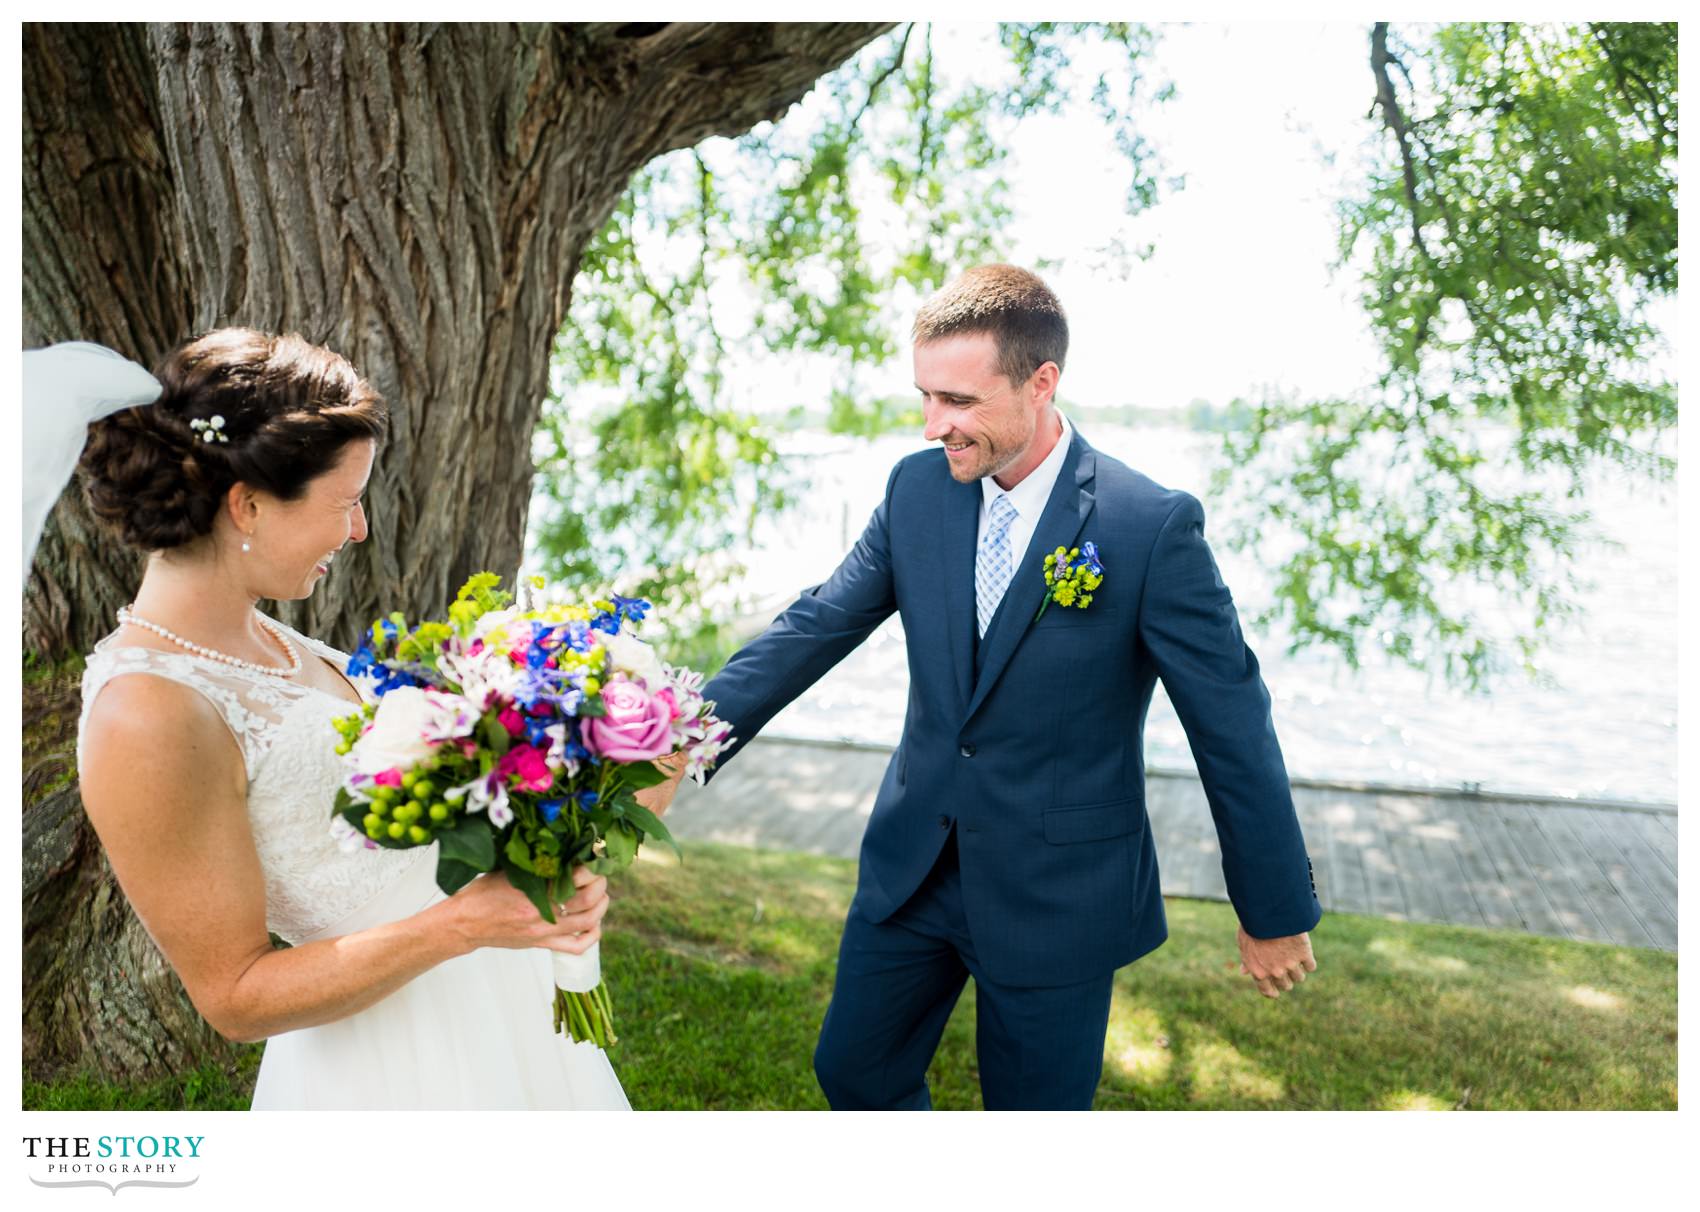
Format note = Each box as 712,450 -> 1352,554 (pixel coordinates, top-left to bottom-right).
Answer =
20,342 -> 162,579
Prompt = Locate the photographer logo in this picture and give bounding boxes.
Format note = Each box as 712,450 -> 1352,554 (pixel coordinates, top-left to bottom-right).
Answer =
23,1136 -> 202,1195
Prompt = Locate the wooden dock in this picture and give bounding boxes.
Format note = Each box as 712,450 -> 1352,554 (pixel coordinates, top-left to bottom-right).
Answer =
666,736 -> 1678,951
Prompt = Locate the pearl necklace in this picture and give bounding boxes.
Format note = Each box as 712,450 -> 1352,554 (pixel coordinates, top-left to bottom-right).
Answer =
116,606 -> 302,678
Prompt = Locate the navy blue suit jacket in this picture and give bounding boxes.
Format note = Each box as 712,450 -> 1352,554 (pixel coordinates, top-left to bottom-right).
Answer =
703,426 -> 1321,987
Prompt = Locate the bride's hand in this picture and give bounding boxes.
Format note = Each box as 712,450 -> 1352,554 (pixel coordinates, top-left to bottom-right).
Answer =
439,866 -> 609,956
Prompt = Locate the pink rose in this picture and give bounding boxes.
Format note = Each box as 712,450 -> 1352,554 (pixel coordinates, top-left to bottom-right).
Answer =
496,743 -> 554,793
373,769 -> 404,788
654,687 -> 680,720
583,679 -> 673,762
498,706 -> 527,737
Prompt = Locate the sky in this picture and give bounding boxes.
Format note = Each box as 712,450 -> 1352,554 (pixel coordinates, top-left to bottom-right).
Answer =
712,21 -> 1394,416
992,22 -> 1388,411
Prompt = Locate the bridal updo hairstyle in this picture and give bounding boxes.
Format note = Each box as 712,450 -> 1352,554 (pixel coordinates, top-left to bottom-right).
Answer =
80,328 -> 387,552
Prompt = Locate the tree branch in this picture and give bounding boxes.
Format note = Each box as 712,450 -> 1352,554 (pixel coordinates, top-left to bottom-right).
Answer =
1370,22 -> 1431,264
848,23 -> 913,137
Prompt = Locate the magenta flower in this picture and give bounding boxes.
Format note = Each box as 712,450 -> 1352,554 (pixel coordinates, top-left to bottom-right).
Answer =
497,743 -> 555,792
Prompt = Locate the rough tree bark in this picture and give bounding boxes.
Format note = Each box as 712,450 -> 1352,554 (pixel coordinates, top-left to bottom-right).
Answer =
21,20 -> 891,1087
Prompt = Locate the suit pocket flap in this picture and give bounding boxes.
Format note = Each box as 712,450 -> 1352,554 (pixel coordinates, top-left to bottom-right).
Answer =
1042,800 -> 1138,844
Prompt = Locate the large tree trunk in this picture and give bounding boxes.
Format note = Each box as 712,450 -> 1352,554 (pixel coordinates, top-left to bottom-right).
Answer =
21,20 -> 891,1087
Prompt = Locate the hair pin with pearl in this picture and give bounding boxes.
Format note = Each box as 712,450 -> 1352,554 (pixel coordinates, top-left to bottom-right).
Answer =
190,415 -> 229,444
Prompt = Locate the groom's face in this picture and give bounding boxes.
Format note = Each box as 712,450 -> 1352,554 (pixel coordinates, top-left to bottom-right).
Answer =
915,331 -> 1052,487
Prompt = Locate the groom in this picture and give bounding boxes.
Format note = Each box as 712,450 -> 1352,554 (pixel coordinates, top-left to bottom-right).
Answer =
700,265 -> 1320,1110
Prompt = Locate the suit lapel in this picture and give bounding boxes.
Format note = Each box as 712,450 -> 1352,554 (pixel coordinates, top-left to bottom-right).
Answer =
940,473 -> 979,716
962,431 -> 1097,725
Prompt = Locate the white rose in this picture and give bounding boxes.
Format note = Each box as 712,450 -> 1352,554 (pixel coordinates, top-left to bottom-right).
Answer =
350,687 -> 440,774
597,628 -> 667,688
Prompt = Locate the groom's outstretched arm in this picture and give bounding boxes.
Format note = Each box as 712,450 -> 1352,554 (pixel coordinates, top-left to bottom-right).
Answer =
700,462 -> 902,780
1138,491 -> 1321,944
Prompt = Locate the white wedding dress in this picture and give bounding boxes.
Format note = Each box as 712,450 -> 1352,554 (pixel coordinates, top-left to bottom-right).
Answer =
78,617 -> 631,1110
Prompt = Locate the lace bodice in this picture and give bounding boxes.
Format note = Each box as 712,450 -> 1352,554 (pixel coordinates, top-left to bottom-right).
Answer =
77,616 -> 430,944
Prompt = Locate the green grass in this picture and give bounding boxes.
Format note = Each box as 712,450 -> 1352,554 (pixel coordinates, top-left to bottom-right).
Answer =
24,1049 -> 262,1111
25,841 -> 1678,1110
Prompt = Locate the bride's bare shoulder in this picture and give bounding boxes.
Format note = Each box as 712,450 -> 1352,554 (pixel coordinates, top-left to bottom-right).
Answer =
80,671 -> 245,803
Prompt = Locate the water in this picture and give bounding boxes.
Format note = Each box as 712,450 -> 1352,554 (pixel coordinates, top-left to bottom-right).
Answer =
727,424 -> 1678,806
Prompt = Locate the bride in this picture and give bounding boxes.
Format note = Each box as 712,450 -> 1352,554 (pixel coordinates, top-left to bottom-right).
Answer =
65,328 -> 669,1109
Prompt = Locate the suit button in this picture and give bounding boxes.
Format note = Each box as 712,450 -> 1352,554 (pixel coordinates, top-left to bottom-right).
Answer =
959,743 -> 976,757
938,814 -> 951,829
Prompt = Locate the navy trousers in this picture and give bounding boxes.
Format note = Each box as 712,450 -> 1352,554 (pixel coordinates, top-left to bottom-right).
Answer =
814,832 -> 1116,1110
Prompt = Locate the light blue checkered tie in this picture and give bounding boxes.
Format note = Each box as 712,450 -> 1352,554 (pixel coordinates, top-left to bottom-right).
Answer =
976,493 -> 1018,638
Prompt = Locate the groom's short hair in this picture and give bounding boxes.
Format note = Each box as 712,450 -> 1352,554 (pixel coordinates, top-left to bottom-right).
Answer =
912,264 -> 1068,387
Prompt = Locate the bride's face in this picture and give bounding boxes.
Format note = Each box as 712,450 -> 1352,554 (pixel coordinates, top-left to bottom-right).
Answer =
243,439 -> 376,600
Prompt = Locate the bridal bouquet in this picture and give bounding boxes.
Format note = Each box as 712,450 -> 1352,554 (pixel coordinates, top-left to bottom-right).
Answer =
327,572 -> 733,1047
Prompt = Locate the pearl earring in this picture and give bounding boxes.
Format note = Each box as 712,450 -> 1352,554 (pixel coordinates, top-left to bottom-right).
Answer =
242,539 -> 252,553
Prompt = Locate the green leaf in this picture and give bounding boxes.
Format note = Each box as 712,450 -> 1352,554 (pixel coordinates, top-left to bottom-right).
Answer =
335,803 -> 370,833
505,831 -> 537,874
505,866 -> 555,923
435,857 -> 482,897
621,799 -> 682,861
619,760 -> 669,790
588,820 -> 640,876
436,816 -> 496,872
480,715 -> 512,757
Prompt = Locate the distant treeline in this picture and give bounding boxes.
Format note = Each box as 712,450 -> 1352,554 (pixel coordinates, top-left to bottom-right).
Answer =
782,395 -> 1257,436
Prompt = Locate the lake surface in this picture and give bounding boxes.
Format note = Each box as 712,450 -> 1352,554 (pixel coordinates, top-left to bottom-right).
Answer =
722,424 -> 1678,806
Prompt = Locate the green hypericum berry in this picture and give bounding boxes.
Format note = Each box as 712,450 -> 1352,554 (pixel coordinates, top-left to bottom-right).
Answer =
363,813 -> 382,832
387,821 -> 406,840
335,740 -> 352,755
407,824 -> 431,844
365,821 -> 384,839
428,803 -> 450,822
370,800 -> 390,818
373,785 -> 399,805
415,779 -> 438,800
401,772 -> 420,792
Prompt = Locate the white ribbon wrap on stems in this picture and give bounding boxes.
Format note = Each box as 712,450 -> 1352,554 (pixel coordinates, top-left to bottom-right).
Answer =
552,942 -> 601,993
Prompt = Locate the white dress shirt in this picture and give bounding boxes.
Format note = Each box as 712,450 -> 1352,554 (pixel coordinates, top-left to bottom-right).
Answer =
976,409 -> 1075,577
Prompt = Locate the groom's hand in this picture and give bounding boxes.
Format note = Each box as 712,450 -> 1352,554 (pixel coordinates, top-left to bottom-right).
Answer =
1235,925 -> 1316,999
635,753 -> 688,818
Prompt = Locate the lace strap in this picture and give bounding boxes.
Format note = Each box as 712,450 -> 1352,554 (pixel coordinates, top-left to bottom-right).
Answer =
78,645 -> 284,779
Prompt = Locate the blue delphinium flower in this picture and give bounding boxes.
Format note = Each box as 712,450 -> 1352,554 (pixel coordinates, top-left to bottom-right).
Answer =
539,798 -> 565,824
524,717 -> 554,748
559,721 -> 592,764
345,639 -> 377,680
612,595 -> 650,626
591,595 -> 652,634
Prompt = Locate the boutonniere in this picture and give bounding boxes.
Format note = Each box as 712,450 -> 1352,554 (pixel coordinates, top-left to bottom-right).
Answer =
1035,541 -> 1104,621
